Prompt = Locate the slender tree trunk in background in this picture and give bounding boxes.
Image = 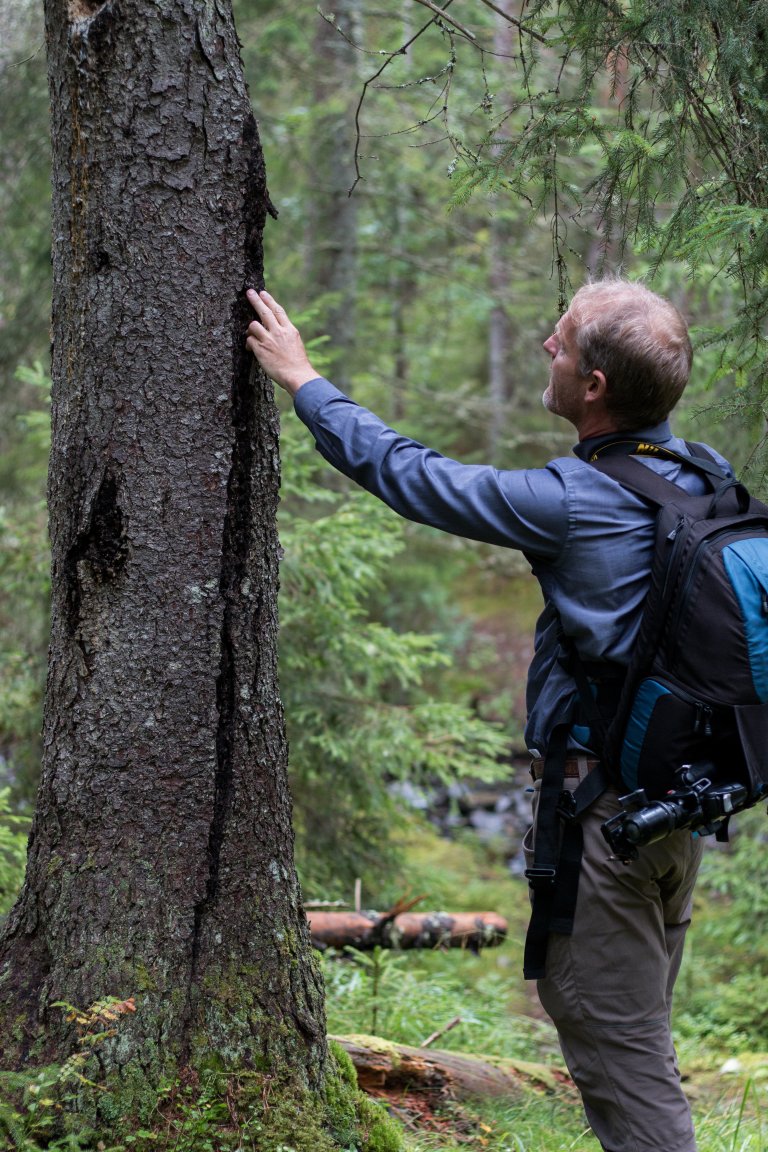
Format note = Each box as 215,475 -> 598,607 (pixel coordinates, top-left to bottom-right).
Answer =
0,0 -> 326,1096
487,0 -> 516,458
306,1 -> 359,392
389,193 -> 420,423
387,3 -> 418,422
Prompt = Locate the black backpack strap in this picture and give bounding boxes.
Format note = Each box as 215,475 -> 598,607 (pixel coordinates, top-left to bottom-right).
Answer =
591,454 -> 692,506
591,447 -> 749,517
523,722 -> 568,979
557,628 -> 619,755
523,718 -> 611,980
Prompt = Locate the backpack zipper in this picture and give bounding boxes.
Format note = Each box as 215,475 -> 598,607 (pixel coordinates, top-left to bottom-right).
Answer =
667,522 -> 767,647
694,702 -> 713,737
651,675 -> 715,734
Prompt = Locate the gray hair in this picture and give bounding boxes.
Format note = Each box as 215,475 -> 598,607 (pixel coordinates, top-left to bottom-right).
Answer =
568,280 -> 693,429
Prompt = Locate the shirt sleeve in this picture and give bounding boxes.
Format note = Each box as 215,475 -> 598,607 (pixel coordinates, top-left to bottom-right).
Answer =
293,377 -> 570,560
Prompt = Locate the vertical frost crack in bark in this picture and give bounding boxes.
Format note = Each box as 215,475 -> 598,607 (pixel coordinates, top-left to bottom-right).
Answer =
189,343 -> 255,991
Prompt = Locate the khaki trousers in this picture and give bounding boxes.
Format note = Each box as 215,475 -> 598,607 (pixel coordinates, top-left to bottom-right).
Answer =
525,781 -> 704,1152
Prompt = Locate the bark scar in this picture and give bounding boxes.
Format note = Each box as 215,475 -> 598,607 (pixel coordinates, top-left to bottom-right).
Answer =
68,0 -> 111,23
64,467 -> 128,637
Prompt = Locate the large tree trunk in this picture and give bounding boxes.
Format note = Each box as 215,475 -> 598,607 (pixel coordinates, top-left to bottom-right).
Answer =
0,0 -> 326,1096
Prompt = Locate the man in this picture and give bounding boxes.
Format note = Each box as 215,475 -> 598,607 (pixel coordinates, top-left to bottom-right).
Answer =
246,280 -> 726,1152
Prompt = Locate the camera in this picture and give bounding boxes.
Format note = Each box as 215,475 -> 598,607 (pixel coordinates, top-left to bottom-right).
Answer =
601,762 -> 750,862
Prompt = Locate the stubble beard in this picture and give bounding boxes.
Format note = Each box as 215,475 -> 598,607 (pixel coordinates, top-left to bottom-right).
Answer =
542,377 -> 557,414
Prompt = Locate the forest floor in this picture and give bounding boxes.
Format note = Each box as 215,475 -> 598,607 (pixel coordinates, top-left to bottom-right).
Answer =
324,810 -> 768,1152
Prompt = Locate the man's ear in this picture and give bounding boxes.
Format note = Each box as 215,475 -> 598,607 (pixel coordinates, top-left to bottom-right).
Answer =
585,369 -> 607,402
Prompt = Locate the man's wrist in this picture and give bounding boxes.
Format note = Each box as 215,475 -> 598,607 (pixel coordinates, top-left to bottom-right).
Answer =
280,367 -> 320,398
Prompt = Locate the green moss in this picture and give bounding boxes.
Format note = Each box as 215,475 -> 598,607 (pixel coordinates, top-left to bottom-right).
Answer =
341,1034 -> 402,1066
133,961 -> 157,993
323,1044 -> 359,1145
0,1004 -> 405,1152
356,1093 -> 404,1152
328,1039 -> 357,1086
323,1041 -> 404,1152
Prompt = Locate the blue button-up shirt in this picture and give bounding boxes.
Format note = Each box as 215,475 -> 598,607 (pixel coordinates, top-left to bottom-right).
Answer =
293,377 -> 731,756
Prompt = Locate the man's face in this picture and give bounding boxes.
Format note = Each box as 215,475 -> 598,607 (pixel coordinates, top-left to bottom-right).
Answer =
542,312 -> 591,424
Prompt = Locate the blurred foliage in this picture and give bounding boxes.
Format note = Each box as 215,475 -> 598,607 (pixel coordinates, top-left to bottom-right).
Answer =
0,788 -> 29,920
0,5 -> 51,473
272,414 -> 514,895
0,364 -> 50,804
675,808 -> 768,1055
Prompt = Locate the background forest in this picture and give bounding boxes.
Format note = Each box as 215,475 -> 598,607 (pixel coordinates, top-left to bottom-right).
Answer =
2,1 -> 768,1149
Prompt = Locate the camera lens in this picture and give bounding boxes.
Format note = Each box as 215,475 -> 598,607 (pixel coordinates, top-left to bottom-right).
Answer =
622,801 -> 681,845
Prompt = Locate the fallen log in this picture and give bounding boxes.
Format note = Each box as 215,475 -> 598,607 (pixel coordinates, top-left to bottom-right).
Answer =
330,1033 -> 572,1102
307,910 -> 508,952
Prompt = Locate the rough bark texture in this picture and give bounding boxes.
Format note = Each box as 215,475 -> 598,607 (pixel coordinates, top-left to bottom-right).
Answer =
0,0 -> 326,1094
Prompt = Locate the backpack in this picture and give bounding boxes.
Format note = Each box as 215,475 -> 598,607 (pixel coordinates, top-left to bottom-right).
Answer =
588,440 -> 768,807
523,440 -> 768,980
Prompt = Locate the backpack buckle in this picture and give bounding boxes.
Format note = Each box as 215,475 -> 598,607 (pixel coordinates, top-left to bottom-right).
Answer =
524,865 -> 556,890
557,789 -> 577,821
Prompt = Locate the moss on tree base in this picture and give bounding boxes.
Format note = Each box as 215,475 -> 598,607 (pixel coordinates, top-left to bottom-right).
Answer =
0,1041 -> 404,1152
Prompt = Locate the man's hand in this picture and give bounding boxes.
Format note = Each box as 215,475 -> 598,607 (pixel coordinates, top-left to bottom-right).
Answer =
245,290 -> 319,397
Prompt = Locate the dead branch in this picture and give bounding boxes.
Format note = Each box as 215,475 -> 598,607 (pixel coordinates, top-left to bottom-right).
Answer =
411,0 -> 477,40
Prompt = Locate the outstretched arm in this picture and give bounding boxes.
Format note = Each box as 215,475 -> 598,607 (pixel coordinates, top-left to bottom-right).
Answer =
245,289 -> 320,396
245,288 -> 568,558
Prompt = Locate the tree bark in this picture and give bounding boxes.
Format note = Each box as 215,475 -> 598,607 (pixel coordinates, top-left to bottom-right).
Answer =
0,0 -> 326,1096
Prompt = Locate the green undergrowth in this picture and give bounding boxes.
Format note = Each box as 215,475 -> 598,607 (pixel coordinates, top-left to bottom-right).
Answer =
323,814 -> 768,1151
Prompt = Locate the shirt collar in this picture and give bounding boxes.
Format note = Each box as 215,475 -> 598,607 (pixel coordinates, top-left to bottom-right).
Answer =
572,420 -> 674,462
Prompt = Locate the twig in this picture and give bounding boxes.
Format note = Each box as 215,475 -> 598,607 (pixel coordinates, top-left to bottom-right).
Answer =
420,1015 -> 462,1048
350,2 -> 458,195
317,9 -> 394,56
476,0 -> 548,45
411,0 -> 477,40
9,43 -> 46,66
382,892 -> 428,919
